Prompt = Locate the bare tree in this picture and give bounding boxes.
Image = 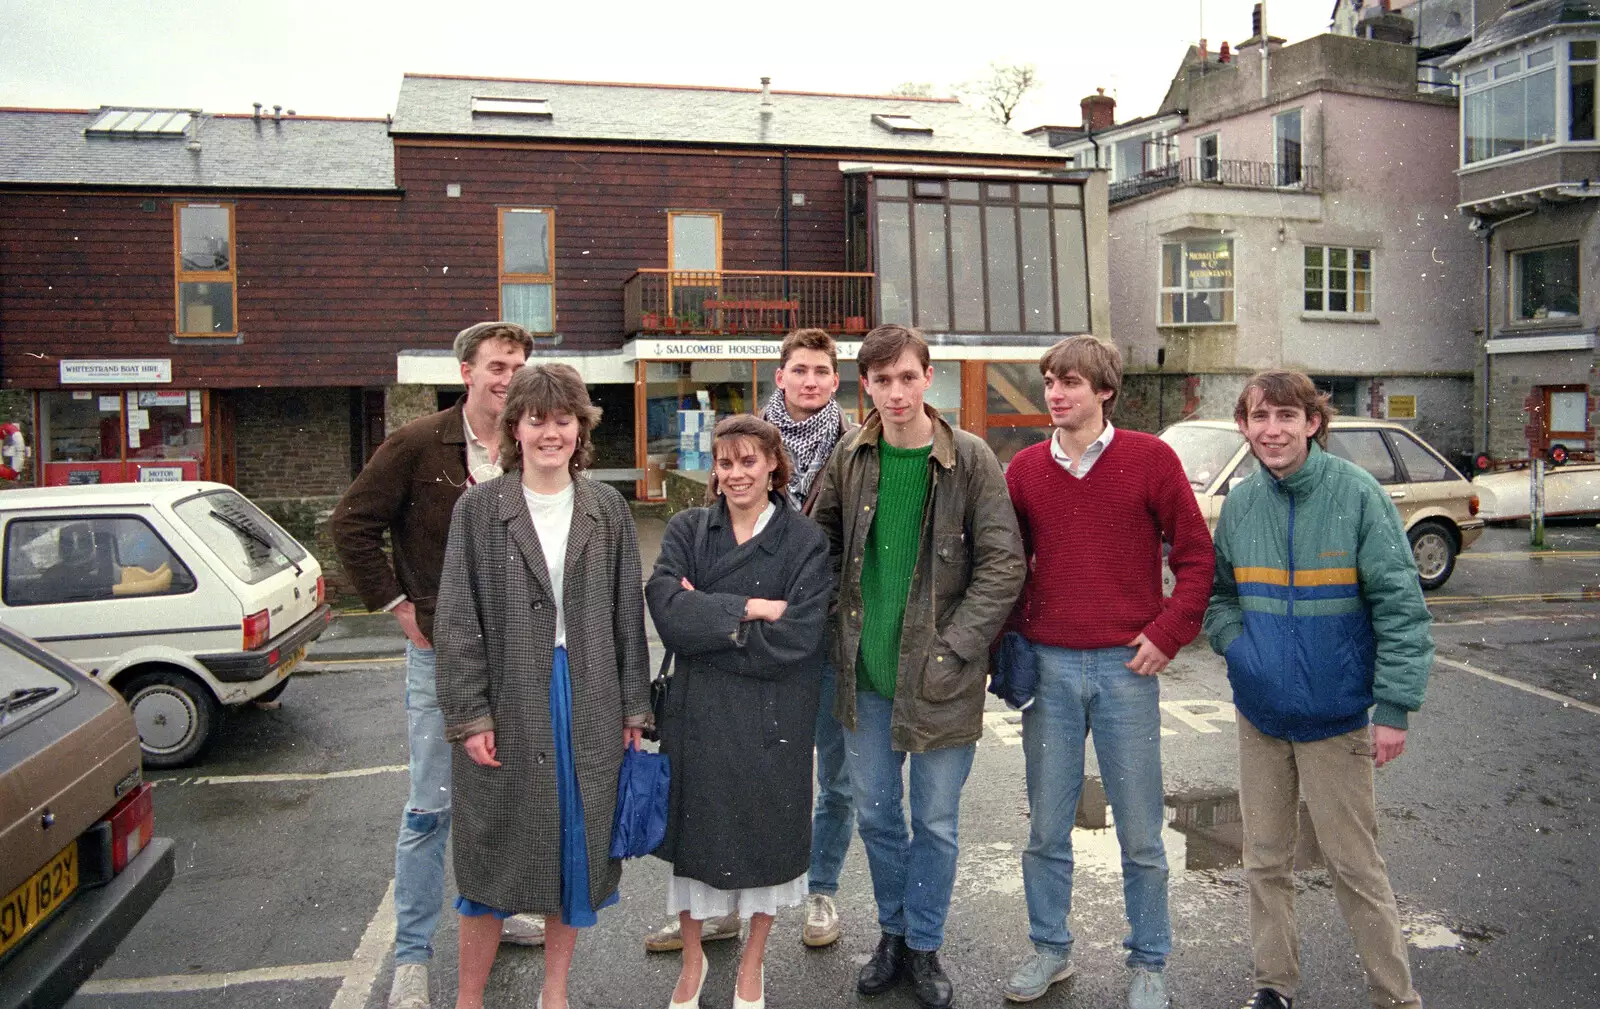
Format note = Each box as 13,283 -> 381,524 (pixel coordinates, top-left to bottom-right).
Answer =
889,82 -> 938,98
961,61 -> 1041,125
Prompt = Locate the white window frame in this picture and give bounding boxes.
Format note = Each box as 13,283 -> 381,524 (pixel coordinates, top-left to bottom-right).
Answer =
1159,237 -> 1235,326
1303,246 -> 1374,317
1460,38 -> 1600,167
1510,243 -> 1581,322
1196,132 -> 1219,181
1273,108 -> 1304,187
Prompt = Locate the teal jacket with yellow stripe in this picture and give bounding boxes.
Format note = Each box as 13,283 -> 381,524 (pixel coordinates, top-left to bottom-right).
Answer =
1204,442 -> 1433,742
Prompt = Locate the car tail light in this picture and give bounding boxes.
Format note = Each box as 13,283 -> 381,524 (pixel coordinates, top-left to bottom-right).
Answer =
315,576 -> 326,605
243,608 -> 270,650
1469,494 -> 1480,516
106,783 -> 155,873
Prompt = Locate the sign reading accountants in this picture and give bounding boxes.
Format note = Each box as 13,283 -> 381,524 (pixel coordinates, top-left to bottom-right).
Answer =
60,359 -> 173,384
1185,241 -> 1232,286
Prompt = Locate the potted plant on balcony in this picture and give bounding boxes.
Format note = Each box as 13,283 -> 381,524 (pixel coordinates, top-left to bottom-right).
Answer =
844,315 -> 867,334
641,311 -> 661,330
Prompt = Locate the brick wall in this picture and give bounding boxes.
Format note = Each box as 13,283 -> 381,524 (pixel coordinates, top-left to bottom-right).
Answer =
232,387 -> 354,499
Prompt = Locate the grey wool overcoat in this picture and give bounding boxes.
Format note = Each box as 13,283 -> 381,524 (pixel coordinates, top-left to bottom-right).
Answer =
434,472 -> 651,914
645,493 -> 832,889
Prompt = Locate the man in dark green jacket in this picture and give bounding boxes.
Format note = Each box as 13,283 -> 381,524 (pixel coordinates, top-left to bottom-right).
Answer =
1205,370 -> 1429,1009
810,325 -> 1025,1009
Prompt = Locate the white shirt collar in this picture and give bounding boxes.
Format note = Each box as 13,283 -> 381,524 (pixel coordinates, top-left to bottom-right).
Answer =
1050,422 -> 1115,478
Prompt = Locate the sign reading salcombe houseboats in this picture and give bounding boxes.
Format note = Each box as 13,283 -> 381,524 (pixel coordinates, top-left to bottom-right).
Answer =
59,359 -> 173,384
632,340 -> 865,361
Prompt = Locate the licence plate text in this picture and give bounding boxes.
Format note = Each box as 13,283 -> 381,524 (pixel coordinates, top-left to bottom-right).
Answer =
0,843 -> 78,958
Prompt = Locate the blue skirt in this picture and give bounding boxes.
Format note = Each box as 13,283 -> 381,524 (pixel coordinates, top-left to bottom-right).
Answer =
454,645 -> 619,927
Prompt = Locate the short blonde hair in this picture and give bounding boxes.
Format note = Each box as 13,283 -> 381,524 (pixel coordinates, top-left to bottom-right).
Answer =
1039,336 -> 1123,420
497,364 -> 603,476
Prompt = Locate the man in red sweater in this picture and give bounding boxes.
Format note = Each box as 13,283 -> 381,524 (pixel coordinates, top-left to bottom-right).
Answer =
1001,336 -> 1214,1009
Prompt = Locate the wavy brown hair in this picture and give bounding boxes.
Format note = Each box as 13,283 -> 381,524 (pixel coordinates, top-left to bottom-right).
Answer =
703,414 -> 794,504
1233,370 -> 1336,449
497,364 -> 603,476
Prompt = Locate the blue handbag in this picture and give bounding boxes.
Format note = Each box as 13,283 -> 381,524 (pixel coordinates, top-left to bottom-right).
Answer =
609,742 -> 670,859
988,631 -> 1039,711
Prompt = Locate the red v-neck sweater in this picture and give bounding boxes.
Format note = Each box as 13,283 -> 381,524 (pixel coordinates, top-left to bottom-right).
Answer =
1004,429 -> 1215,659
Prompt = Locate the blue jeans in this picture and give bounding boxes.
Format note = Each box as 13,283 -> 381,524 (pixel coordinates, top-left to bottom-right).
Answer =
809,663 -> 854,895
1021,645 -> 1170,969
394,643 -> 452,965
843,689 -> 975,952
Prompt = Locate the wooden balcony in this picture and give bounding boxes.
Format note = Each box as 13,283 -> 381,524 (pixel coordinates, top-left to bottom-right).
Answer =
623,269 -> 875,337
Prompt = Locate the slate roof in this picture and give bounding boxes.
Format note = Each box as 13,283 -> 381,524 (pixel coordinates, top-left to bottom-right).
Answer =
0,108 -> 397,191
390,75 -> 1054,159
1447,0 -> 1600,65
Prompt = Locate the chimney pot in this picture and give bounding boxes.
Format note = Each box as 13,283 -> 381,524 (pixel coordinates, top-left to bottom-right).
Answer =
1219,41 -> 1232,63
760,76 -> 772,107
252,102 -> 262,119
1080,89 -> 1116,132
273,104 -> 282,120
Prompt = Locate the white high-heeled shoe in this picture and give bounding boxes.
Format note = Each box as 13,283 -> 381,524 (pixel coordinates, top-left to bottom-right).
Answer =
668,954 -> 710,1009
732,966 -> 764,1009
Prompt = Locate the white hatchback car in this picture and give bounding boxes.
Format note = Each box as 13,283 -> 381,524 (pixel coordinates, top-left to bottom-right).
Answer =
0,482 -> 330,767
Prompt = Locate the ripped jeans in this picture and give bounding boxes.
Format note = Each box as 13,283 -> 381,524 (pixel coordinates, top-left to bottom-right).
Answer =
394,642 -> 453,965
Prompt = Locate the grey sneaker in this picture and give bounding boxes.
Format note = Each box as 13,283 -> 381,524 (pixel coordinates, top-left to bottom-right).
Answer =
644,912 -> 742,952
1003,950 -> 1074,1002
388,962 -> 430,1009
1128,966 -> 1168,1009
500,913 -> 545,947
801,893 -> 841,947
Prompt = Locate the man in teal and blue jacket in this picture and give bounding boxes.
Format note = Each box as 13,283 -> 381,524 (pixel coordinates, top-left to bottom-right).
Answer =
1205,370 -> 1431,1009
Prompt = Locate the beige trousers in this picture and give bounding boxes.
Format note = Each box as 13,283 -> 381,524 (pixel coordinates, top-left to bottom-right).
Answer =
1237,717 -> 1421,1008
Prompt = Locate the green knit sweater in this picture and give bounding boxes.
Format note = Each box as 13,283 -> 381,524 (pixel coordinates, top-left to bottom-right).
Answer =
856,439 -> 932,698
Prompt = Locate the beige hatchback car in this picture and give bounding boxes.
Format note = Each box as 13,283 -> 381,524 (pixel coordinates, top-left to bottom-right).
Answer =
1160,419 -> 1485,590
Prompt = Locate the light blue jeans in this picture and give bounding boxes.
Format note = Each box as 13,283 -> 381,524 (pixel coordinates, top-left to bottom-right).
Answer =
1021,644 -> 1170,969
844,689 -> 975,952
809,663 -> 854,896
394,643 -> 452,965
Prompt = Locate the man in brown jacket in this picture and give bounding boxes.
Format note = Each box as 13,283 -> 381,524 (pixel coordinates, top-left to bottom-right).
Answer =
330,321 -> 534,1009
810,324 -> 1025,1009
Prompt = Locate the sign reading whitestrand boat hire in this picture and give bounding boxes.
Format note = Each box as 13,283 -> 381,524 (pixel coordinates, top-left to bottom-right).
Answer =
60,359 -> 173,384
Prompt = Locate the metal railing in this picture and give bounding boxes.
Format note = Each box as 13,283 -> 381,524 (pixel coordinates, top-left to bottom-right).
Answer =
1109,157 -> 1323,204
623,269 -> 876,337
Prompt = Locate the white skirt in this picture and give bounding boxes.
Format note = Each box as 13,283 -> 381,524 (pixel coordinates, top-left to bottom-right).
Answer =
666,872 -> 808,921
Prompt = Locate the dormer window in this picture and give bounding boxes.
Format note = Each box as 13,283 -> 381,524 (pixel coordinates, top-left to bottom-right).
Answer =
872,114 -> 932,134
471,96 -> 552,118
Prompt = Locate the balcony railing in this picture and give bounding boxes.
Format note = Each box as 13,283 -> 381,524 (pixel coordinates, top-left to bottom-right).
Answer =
1108,157 -> 1323,204
623,269 -> 876,337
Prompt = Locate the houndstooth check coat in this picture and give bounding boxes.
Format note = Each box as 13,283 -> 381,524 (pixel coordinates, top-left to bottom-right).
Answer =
435,471 -> 651,914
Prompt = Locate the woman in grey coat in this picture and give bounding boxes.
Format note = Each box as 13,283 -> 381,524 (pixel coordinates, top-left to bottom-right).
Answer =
436,364 -> 651,1009
646,415 -> 832,1009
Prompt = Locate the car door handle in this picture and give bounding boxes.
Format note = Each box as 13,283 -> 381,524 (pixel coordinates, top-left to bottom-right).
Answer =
1388,490 -> 1407,499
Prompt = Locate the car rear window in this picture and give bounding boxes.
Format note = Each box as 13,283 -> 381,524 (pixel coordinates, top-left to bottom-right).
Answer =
1159,426 -> 1245,490
1388,431 -> 1458,483
0,640 -> 73,735
172,490 -> 307,585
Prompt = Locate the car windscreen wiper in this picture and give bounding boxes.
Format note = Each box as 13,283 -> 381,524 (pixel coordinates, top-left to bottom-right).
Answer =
0,685 -> 60,724
208,509 -> 303,576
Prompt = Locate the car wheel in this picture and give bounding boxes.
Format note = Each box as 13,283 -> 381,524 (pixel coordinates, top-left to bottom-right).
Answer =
1408,520 -> 1457,591
121,668 -> 218,768
255,678 -> 290,704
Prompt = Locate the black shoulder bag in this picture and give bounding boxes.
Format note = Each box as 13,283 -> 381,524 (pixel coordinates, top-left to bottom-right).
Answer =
644,506 -> 712,742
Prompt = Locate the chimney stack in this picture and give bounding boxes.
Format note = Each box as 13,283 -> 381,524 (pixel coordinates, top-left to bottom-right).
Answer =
1219,41 -> 1232,64
1199,37 -> 1208,62
1080,87 -> 1116,132
1252,3 -> 1262,39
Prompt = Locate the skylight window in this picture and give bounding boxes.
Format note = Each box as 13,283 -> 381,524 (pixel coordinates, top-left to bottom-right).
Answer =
85,108 -> 193,137
872,113 -> 933,134
471,96 -> 552,117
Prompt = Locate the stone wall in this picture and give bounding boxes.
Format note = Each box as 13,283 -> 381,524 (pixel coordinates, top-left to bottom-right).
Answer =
232,388 -> 354,500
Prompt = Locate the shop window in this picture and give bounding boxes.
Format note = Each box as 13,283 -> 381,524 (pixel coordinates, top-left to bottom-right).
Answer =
500,208 -> 556,334
174,203 -> 236,335
872,178 -> 1088,334
1160,238 -> 1234,324
1512,245 -> 1580,321
38,390 -> 208,486
4,516 -> 196,606
641,360 -> 753,498
1304,247 -> 1373,314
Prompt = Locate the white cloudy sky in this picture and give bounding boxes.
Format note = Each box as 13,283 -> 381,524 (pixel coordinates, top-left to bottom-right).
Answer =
1,0 -> 1329,128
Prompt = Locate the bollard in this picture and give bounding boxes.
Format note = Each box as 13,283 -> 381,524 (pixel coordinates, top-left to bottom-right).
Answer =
1530,456 -> 1546,548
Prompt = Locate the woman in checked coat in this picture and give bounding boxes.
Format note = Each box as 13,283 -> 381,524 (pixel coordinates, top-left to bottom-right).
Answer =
646,415 -> 833,1009
435,364 -> 650,1009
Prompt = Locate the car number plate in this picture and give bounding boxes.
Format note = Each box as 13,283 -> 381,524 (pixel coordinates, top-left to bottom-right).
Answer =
0,842 -> 78,958
275,646 -> 305,679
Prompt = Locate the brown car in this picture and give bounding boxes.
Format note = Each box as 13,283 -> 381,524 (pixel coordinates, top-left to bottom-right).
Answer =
0,624 -> 174,1009
1160,418 -> 1486,590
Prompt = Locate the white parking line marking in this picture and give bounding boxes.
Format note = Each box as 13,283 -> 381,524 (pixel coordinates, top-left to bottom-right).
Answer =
1435,656 -> 1600,717
1160,699 -> 1237,733
330,878 -> 396,1009
178,765 -> 408,786
79,961 -> 355,995
76,880 -> 397,1001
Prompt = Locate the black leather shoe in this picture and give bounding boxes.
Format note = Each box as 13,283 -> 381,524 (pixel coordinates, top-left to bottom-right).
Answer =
856,933 -> 906,996
1244,989 -> 1292,1009
905,948 -> 953,1008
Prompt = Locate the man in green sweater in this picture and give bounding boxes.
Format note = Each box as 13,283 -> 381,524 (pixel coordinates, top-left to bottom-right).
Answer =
1205,370 -> 1431,1009
811,325 -> 1025,1009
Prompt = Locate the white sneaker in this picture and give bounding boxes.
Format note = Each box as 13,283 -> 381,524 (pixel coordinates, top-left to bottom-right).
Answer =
500,913 -> 545,947
388,962 -> 430,1009
801,893 -> 840,947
